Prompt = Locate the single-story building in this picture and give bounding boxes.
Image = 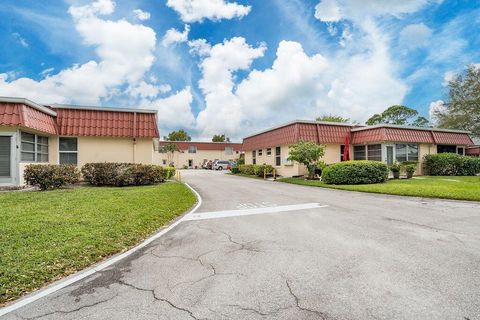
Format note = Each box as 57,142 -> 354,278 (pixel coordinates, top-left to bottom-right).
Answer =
242,120 -> 474,177
467,146 -> 480,156
157,141 -> 243,168
0,97 -> 159,186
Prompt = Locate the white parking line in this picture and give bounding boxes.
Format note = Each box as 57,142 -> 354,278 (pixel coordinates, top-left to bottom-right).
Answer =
185,203 -> 328,221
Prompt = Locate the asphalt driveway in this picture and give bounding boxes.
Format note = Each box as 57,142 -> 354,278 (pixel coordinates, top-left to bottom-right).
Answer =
2,170 -> 480,319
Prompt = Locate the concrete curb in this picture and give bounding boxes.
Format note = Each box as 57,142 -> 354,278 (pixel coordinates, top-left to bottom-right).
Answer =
0,182 -> 202,317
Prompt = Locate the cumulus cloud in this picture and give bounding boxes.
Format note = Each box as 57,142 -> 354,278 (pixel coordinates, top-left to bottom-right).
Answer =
193,28 -> 407,138
399,23 -> 432,49
162,24 -> 190,46
315,0 -> 343,22
0,0 -> 156,104
133,9 -> 151,21
166,0 -> 251,23
150,87 -> 195,131
128,81 -> 171,99
188,38 -> 212,56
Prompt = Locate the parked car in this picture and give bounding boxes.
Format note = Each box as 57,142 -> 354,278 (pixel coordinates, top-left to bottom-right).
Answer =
213,160 -> 231,170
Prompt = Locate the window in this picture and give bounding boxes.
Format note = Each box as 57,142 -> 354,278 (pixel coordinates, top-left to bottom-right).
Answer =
275,146 -> 281,166
354,145 -> 366,160
258,149 -> 263,156
252,150 -> 256,165
188,145 -> 197,153
457,147 -> 465,155
267,148 -> 272,156
437,145 -> 456,153
0,136 -> 11,177
21,132 -> 49,162
225,147 -> 233,155
162,159 -> 167,165
396,144 -> 418,162
367,144 -> 382,161
59,137 -> 78,165
340,145 -> 345,162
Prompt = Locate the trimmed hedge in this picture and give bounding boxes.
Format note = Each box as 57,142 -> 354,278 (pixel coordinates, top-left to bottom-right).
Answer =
81,163 -> 166,186
322,161 -> 388,185
24,164 -> 80,190
164,166 -> 176,179
423,153 -> 480,176
237,164 -> 274,177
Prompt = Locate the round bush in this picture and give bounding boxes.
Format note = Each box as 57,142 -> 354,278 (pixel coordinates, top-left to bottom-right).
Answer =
322,161 -> 388,185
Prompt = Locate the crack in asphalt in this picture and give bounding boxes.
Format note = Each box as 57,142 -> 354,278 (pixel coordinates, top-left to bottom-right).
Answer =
16,294 -> 118,320
196,224 -> 264,254
285,279 -> 328,319
118,280 -> 203,320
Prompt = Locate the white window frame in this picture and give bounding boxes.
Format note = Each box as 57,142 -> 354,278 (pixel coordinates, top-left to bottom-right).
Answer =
188,145 -> 197,154
258,149 -> 263,156
395,143 -> 419,162
457,146 -> 465,155
20,131 -> 49,163
225,147 -> 233,155
0,132 -> 17,185
275,146 -> 281,166
58,137 -> 78,165
266,148 -> 272,156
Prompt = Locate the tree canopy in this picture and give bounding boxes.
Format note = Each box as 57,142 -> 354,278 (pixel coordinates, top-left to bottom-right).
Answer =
433,64 -> 480,138
316,115 -> 350,123
366,105 -> 429,127
288,141 -> 325,178
166,130 -> 191,141
212,134 -> 226,142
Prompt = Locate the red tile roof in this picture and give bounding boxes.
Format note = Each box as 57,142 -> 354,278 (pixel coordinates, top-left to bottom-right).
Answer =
0,102 -> 58,135
53,108 -> 159,138
243,121 -> 473,150
351,126 -> 473,145
0,98 -> 160,138
159,141 -> 243,151
243,121 -> 353,150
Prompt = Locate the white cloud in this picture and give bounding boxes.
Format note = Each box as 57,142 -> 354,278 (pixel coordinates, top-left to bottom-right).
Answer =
133,9 -> 151,21
429,100 -> 445,124
150,87 -> 195,131
40,67 -> 54,77
193,29 -> 407,138
162,24 -> 190,47
399,23 -> 432,49
188,38 -> 212,56
314,0 -> 438,22
166,0 -> 251,23
12,32 -> 29,48
0,0 -> 156,104
195,37 -> 266,136
315,0 -> 343,22
442,71 -> 455,86
128,81 -> 171,99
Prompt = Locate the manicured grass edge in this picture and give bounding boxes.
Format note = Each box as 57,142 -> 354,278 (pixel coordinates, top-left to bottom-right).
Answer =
277,177 -> 480,202
0,182 -> 199,309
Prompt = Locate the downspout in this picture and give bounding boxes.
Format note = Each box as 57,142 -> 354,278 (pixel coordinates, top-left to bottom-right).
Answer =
133,112 -> 137,163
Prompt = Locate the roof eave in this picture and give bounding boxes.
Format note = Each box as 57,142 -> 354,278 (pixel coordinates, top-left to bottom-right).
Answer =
0,97 -> 57,116
50,103 -> 158,114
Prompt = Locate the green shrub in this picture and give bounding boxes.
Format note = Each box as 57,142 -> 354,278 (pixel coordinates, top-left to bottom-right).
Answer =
231,167 -> 240,174
81,163 -> 166,186
256,164 -> 274,177
405,164 -> 416,179
24,164 -> 80,190
164,166 -> 176,179
423,153 -> 480,176
322,161 -> 388,185
238,164 -> 256,175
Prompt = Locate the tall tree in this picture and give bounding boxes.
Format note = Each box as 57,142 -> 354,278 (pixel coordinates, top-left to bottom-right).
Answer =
212,134 -> 226,142
316,114 -> 350,123
158,143 -> 180,166
433,64 -> 480,138
366,105 -> 429,127
166,130 -> 191,141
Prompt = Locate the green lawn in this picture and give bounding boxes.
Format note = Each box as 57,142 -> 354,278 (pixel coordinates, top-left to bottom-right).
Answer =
0,183 -> 196,305
278,176 -> 480,201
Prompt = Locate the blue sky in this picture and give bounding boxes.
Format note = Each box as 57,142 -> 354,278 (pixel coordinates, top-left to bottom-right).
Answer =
0,0 -> 479,139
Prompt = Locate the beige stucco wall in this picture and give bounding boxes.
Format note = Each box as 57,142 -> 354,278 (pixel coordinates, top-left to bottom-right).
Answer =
76,137 -> 153,167
156,149 -> 240,168
244,143 -> 343,177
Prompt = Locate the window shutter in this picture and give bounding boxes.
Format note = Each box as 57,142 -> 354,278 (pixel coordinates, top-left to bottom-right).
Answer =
0,136 -> 11,177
